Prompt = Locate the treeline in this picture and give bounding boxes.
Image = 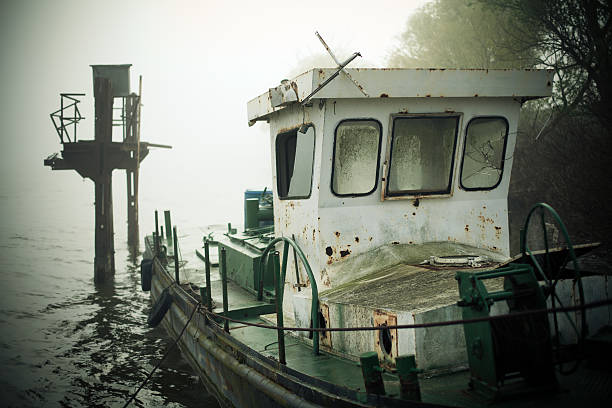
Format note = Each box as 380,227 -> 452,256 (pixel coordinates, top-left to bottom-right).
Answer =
388,0 -> 612,257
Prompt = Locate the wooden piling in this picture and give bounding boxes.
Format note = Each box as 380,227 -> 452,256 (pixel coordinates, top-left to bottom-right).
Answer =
93,77 -> 115,283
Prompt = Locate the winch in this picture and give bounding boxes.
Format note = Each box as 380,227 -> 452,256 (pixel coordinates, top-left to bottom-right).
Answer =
455,263 -> 557,399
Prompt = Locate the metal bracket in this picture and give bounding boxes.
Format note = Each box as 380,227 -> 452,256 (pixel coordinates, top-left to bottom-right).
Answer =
316,31 -> 369,97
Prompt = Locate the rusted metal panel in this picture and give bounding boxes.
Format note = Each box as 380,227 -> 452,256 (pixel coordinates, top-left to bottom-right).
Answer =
373,310 -> 398,367
320,302 -> 332,348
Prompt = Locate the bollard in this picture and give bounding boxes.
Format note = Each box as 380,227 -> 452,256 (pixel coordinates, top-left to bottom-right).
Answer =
173,226 -> 179,284
220,247 -> 229,333
273,251 -> 286,365
396,354 -> 421,401
359,352 -> 385,395
204,241 -> 212,310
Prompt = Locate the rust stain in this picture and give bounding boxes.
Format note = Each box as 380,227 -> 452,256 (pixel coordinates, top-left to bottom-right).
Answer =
369,237 -> 373,241
320,269 -> 331,287
312,229 -> 316,241
340,249 -> 351,257
334,231 -> 340,238
465,225 -> 470,232
494,226 -> 502,240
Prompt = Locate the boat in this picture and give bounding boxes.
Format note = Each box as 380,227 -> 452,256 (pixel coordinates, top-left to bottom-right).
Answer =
141,66 -> 612,407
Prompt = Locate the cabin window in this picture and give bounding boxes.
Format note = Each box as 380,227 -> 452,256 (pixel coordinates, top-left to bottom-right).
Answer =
460,117 -> 508,190
387,116 -> 459,196
275,125 -> 315,199
332,119 -> 382,196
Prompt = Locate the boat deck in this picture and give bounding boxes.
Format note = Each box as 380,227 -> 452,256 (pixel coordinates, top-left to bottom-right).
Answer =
146,235 -> 612,407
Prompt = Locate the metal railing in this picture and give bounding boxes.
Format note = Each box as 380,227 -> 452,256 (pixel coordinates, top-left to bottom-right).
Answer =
259,237 -> 320,356
50,93 -> 85,143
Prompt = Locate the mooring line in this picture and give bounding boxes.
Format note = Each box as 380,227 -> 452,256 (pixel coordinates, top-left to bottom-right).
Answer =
204,298 -> 612,333
122,301 -> 200,408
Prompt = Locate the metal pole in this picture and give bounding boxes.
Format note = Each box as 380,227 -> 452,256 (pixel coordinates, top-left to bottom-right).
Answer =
164,210 -> 172,246
173,226 -> 180,284
221,247 -> 229,333
154,210 -> 159,255
292,234 -> 301,292
204,241 -> 212,310
274,251 -> 286,365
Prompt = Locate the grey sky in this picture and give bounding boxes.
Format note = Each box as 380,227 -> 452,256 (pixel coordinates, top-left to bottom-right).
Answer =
0,0 -> 428,230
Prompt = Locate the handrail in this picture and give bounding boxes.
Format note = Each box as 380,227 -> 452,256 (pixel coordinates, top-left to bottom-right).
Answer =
50,93 -> 85,143
520,202 -> 587,341
259,237 -> 319,355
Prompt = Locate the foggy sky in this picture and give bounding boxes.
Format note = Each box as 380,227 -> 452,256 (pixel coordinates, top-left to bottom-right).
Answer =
0,0 -> 428,236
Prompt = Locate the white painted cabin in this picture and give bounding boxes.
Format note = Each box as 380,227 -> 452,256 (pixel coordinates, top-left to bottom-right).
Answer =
247,68 -> 553,370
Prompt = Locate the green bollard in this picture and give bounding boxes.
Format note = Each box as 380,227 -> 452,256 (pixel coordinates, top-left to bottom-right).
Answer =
396,354 -> 421,401
359,352 -> 385,395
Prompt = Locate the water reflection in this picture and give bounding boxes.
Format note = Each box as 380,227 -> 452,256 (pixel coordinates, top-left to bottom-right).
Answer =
0,225 -> 217,407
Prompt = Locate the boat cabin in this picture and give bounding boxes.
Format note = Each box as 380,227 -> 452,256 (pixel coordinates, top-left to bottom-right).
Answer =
246,68 -> 553,370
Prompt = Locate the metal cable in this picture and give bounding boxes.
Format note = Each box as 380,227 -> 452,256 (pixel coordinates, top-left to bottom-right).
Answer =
122,301 -> 200,408
204,298 -> 612,333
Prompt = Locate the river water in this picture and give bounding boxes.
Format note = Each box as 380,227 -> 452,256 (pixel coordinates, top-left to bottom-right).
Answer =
0,181 -> 221,407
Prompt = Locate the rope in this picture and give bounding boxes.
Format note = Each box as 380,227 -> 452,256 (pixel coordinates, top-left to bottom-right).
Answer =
122,301 -> 200,408
204,298 -> 612,333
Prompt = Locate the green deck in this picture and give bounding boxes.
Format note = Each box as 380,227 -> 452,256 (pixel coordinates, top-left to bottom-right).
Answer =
147,234 -> 611,408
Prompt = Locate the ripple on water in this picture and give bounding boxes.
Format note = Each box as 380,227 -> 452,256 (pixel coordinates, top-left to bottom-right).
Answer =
1,225 -> 219,408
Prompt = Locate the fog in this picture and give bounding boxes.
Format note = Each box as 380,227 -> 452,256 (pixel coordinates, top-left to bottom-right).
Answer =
0,0 -> 429,235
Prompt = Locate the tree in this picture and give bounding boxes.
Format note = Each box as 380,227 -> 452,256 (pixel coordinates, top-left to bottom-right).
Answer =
487,0 -> 612,126
387,0 -> 540,69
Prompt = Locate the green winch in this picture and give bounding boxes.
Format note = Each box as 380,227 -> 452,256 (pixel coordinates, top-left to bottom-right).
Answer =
455,263 -> 557,399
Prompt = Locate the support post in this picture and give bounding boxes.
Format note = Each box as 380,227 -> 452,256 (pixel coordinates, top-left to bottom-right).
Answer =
173,226 -> 180,284
154,210 -> 160,256
93,77 -> 115,284
220,247 -> 229,333
164,210 -> 173,247
274,251 -> 286,365
204,241 -> 212,310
